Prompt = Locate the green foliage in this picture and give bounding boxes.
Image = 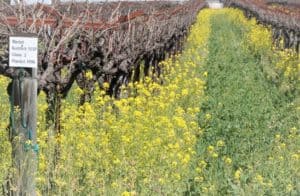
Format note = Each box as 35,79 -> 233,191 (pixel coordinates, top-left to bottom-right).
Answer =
192,9 -> 300,195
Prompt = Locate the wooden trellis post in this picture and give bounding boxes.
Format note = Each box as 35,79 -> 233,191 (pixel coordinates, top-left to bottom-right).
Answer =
7,34 -> 38,195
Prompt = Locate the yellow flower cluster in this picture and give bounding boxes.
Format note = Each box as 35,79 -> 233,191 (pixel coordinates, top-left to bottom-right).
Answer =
53,64 -> 202,193
34,10 -> 211,195
0,76 -> 11,183
247,20 -> 272,53
243,11 -> 299,93
275,49 -> 299,81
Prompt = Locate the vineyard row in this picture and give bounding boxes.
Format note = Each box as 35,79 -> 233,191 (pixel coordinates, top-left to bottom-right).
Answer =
0,0 -> 206,101
225,0 -> 300,52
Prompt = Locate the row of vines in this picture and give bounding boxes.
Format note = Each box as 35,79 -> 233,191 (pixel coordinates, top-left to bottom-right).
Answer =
225,0 -> 300,53
0,0 -> 207,195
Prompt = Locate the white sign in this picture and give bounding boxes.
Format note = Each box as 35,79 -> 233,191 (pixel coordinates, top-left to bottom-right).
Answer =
9,36 -> 38,68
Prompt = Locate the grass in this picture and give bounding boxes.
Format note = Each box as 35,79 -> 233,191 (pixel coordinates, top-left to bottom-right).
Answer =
191,10 -> 300,195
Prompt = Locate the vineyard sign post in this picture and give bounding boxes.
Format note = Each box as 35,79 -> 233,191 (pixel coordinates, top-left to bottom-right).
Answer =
8,34 -> 38,195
